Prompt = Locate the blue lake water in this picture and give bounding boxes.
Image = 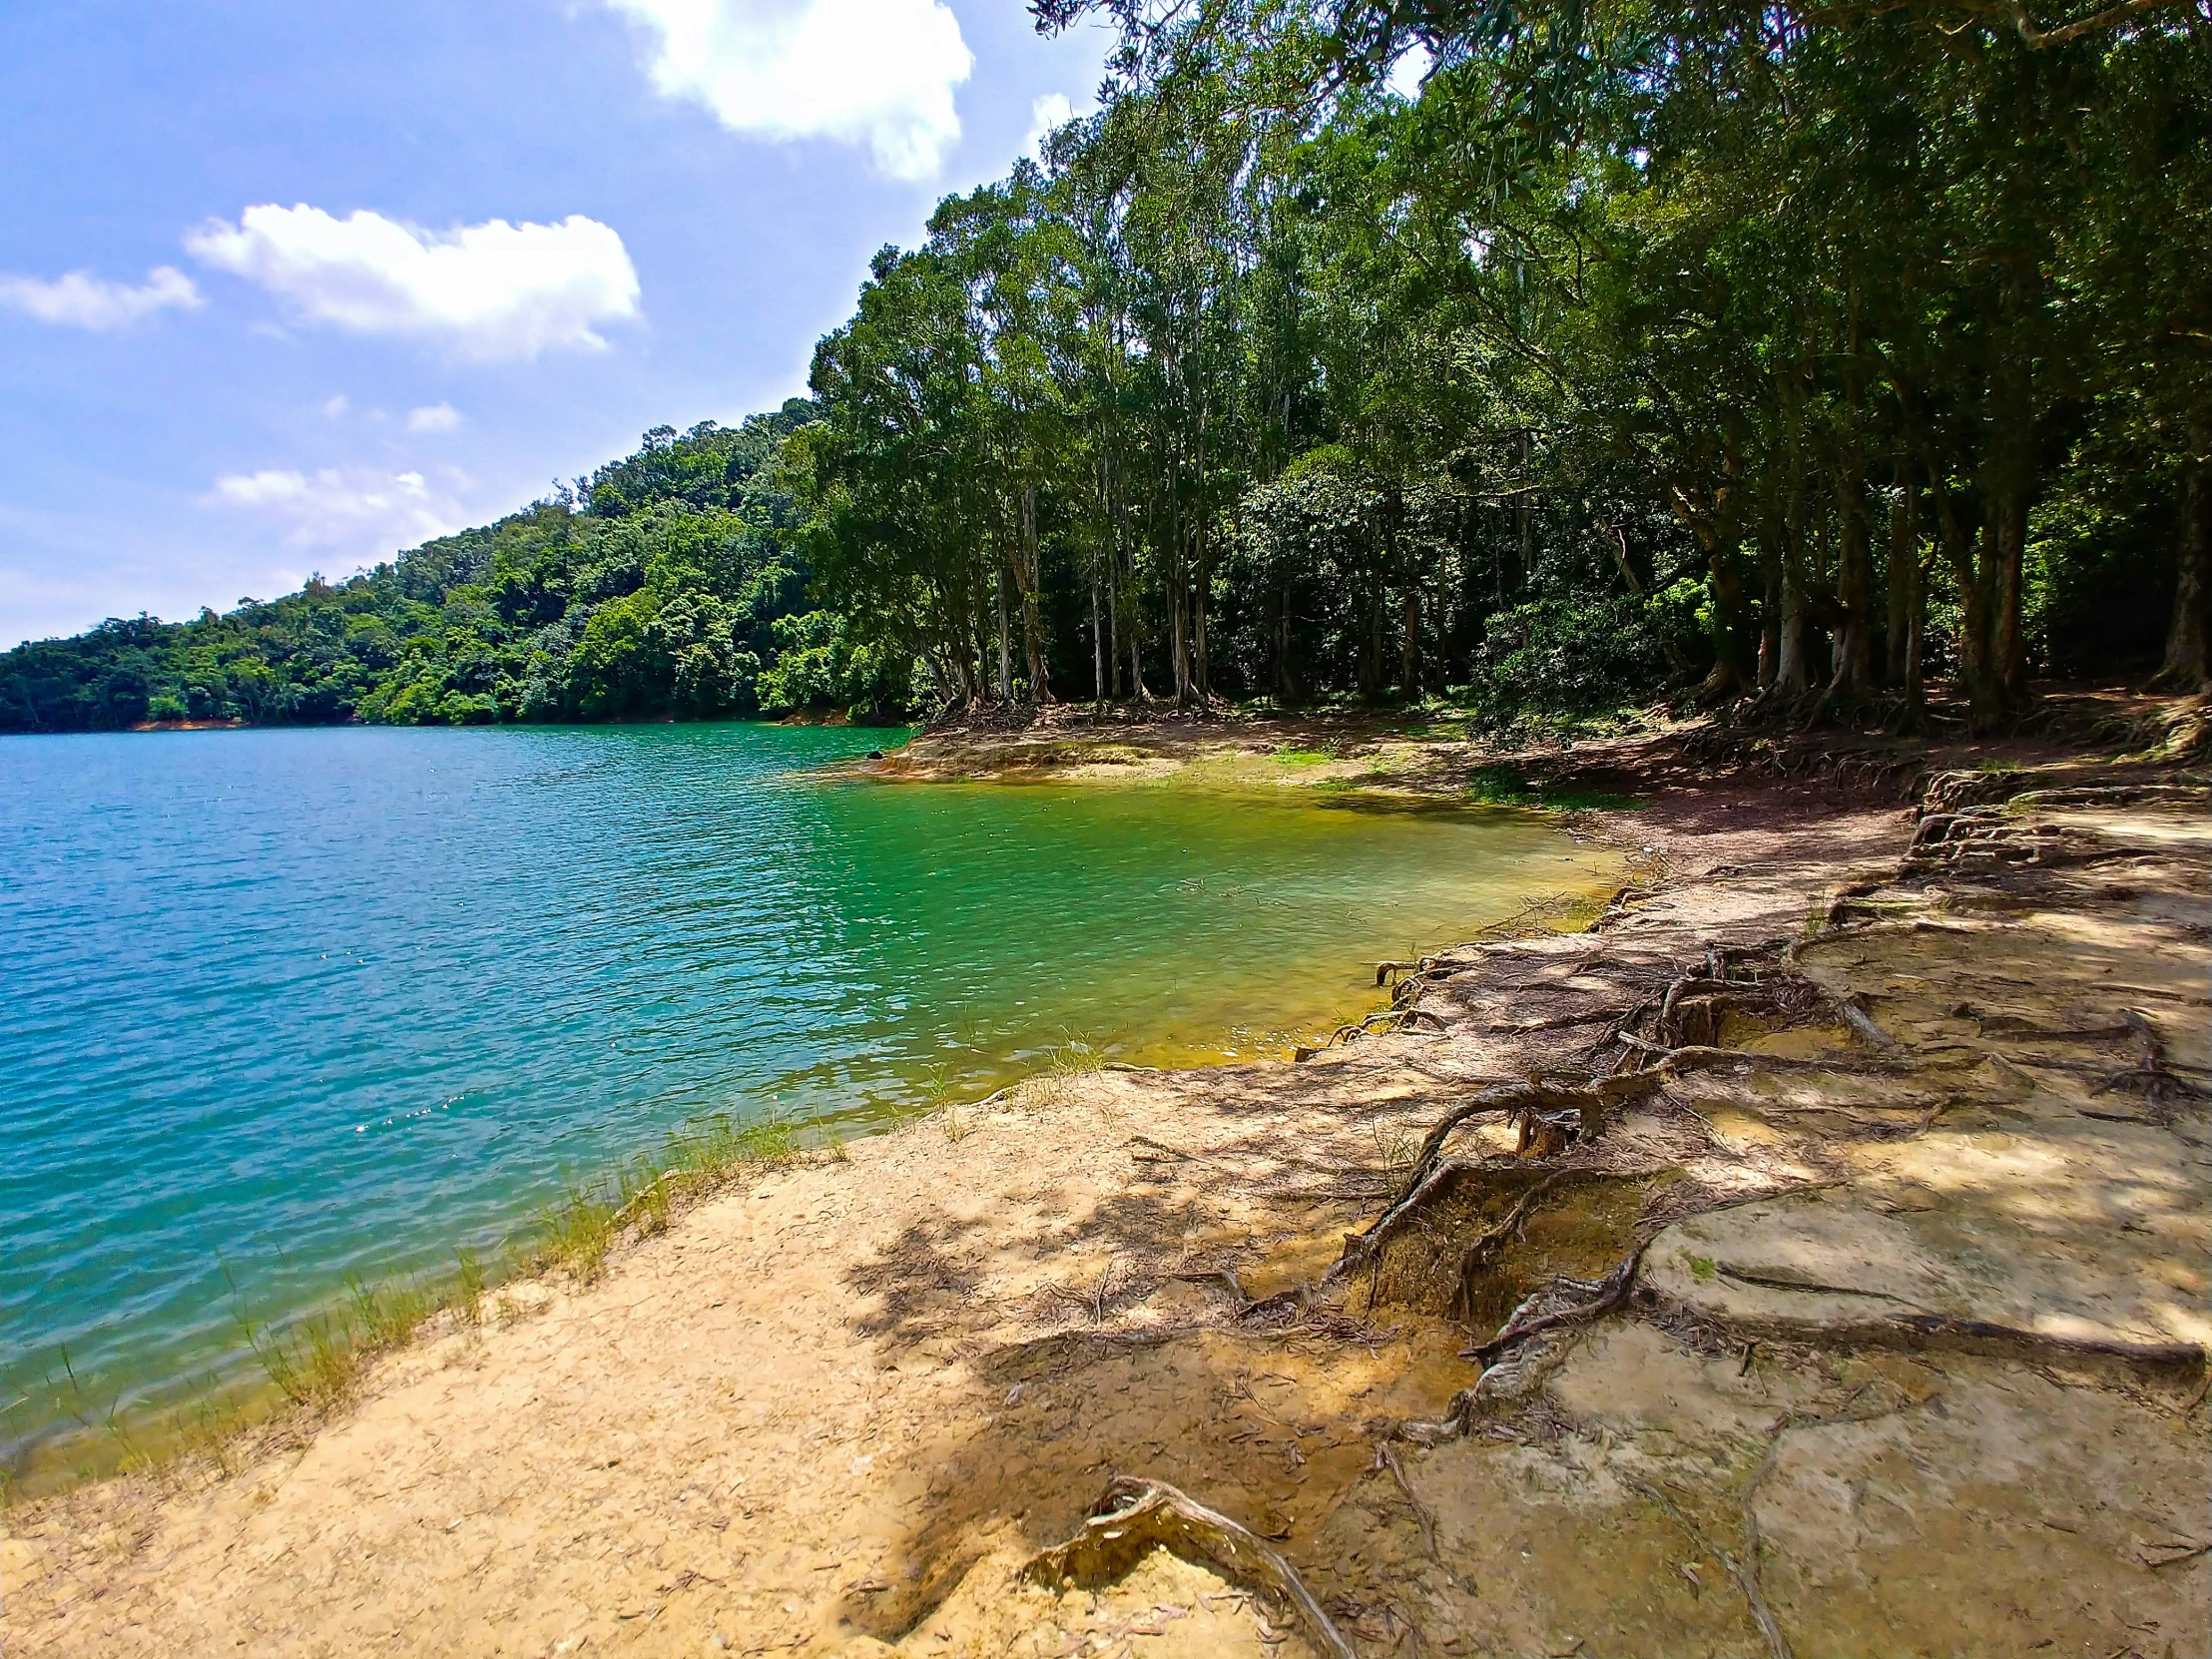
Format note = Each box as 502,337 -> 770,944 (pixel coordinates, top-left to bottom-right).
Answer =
0,723 -> 1617,1475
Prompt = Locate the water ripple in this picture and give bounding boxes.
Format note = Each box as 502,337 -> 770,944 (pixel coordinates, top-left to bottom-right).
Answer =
0,724 -> 1617,1462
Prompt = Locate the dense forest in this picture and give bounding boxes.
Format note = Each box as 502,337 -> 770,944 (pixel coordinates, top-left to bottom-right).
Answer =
5,0 -> 2206,736
790,0 -> 2210,728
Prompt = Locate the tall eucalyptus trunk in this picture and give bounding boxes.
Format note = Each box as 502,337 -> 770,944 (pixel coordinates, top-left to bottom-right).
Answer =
1826,299 -> 1874,701
995,565 -> 1012,706
1828,459 -> 1874,699
1755,515 -> 1782,690
1390,488 -> 1419,698
1887,461 -> 1927,719
2159,460 -> 2210,689
1016,485 -> 1049,703
1776,478 -> 1813,696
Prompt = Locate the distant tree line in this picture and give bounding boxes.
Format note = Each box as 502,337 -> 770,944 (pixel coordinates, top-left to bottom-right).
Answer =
0,403 -> 907,734
5,0 -> 2205,736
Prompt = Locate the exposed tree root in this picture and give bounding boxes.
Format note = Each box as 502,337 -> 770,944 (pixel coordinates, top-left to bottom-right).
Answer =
1624,1383 -> 1948,1659
1374,1440 -> 1438,1560
1486,1006 -> 1637,1036
1020,1475 -> 1358,1659
1170,1265 -> 1250,1308
1619,1472 -> 1793,1659
1882,1316 -> 2205,1374
1612,1031 -> 1906,1075
1462,1241 -> 1649,1366
1401,1075 -> 1655,1191
1649,1301 -> 2208,1380
1295,1002 -> 1448,1060
1328,1080 -> 1648,1291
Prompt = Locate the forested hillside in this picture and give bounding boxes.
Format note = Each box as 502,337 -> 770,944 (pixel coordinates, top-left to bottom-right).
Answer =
0,402 -> 907,733
5,0 -> 2206,735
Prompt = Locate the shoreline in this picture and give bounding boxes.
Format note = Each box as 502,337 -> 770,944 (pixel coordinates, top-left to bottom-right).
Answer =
7,703 -> 2208,1657
3,728 -> 1629,1498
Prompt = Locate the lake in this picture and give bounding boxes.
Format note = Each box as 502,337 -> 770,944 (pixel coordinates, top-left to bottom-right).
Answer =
0,723 -> 1620,1476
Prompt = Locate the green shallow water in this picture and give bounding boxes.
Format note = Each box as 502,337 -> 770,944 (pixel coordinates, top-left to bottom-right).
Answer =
0,723 -> 1620,1473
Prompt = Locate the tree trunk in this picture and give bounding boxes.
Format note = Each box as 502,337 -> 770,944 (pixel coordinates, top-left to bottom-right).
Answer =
1776,487 -> 1812,697
996,565 -> 1012,706
1017,486 -> 1049,703
1756,517 -> 1781,690
2157,461 -> 2210,690
971,589 -> 991,708
1020,590 -> 1048,701
1359,564 -> 1384,699
1192,522 -> 1211,706
1092,577 -> 1104,707
1707,541 -> 1754,697
1108,551 -> 1122,698
1666,436 -> 1752,700
1400,585 -> 1420,699
1514,429 -> 1533,592
1170,577 -> 1190,706
1990,485 -> 2028,704
1953,512 -> 2002,729
1888,466 -> 1926,717
1606,519 -> 1691,683
1886,467 -> 1914,687
1391,490 -> 1419,698
1828,462 -> 1873,699
1971,335 -> 2037,723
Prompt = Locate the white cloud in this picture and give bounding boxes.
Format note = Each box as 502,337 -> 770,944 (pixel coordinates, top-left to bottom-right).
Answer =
185,205 -> 641,360
0,266 -> 203,330
607,0 -> 973,181
322,393 -> 351,419
204,466 -> 468,556
406,401 -> 463,433
1024,93 -> 1076,160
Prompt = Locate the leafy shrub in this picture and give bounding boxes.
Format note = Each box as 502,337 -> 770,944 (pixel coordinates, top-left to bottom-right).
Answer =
757,611 -> 910,716
1467,592 -> 1672,727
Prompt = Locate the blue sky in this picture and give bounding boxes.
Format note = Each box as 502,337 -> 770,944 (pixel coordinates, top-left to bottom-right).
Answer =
0,0 -> 1108,647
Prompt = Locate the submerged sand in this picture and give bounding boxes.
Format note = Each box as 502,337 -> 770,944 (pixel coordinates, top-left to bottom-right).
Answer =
7,708 -> 2208,1658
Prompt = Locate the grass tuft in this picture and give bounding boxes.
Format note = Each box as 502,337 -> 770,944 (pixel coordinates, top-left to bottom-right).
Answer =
454,1248 -> 484,1328
1466,764 -> 1642,812
1373,1121 -> 1419,1183
540,1183 -> 619,1286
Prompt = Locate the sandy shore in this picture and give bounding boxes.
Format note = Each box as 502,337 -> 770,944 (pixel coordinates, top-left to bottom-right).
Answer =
7,705 -> 2208,1658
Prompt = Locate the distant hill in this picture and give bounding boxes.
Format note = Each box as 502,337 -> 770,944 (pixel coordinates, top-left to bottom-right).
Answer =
0,399 -> 908,734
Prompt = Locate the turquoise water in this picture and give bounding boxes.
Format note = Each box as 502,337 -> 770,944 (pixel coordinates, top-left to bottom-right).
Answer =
0,724 -> 1616,1472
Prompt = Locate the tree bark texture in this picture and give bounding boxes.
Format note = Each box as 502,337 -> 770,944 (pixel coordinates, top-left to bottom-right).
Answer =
2159,461 -> 2210,689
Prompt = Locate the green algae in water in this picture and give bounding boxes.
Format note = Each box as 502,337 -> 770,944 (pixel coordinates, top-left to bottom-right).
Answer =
0,724 -> 1620,1471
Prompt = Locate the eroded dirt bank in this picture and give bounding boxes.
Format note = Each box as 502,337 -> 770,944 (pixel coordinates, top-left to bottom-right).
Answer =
7,711 -> 2208,1659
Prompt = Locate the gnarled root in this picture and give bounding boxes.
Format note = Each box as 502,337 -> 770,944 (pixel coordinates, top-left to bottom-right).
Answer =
1463,1240 -> 1648,1366
1330,1078 -> 1647,1289
1656,1302 -> 2209,1382
1021,1475 -> 1358,1659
